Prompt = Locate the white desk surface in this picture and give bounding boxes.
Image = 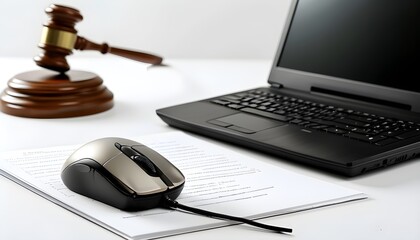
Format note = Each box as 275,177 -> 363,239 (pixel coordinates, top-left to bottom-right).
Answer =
1,57 -> 419,240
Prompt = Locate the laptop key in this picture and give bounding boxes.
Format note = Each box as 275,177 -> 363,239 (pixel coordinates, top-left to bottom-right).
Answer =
211,99 -> 231,105
227,104 -> 244,110
224,95 -> 242,101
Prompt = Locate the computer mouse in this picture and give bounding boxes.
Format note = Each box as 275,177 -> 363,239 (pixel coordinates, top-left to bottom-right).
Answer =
61,137 -> 185,211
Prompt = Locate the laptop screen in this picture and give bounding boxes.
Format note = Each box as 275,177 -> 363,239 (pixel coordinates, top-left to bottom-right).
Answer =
277,0 -> 420,93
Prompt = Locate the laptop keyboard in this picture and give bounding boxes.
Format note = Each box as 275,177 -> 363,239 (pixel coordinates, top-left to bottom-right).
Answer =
210,89 -> 420,146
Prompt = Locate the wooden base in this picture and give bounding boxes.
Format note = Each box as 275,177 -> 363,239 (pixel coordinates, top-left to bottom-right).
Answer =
0,70 -> 114,118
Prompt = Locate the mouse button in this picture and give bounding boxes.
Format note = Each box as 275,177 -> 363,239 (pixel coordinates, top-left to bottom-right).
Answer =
103,154 -> 168,195
131,145 -> 185,187
68,139 -> 121,166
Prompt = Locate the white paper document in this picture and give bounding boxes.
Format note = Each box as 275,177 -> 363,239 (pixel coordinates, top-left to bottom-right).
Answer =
0,131 -> 366,239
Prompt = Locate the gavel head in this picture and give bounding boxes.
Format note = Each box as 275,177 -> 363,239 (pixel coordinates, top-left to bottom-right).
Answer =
33,4 -> 83,73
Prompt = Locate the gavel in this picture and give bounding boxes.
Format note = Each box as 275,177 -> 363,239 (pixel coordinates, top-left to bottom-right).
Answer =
34,4 -> 163,73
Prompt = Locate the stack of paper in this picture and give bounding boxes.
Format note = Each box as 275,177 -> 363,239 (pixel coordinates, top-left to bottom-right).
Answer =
0,131 -> 366,239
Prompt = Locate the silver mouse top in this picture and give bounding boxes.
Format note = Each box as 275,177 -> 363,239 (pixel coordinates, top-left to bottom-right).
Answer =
62,137 -> 185,196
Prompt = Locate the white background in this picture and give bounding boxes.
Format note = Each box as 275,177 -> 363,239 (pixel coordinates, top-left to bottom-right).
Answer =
3,2 -> 419,239
0,0 -> 291,59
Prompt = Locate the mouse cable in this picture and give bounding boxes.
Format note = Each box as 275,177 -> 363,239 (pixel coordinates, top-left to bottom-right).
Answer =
162,196 -> 292,234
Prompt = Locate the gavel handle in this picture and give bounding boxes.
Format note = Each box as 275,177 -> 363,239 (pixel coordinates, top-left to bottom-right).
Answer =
74,36 -> 163,65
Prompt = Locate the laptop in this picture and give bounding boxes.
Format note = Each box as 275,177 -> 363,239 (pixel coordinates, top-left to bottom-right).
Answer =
156,0 -> 420,177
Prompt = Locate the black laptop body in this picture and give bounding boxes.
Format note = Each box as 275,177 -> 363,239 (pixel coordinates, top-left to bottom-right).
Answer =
157,0 -> 420,177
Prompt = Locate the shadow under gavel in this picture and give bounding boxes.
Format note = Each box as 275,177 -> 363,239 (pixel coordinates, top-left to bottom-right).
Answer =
34,4 -> 163,73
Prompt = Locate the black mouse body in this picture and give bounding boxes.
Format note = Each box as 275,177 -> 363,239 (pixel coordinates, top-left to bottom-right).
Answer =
61,137 -> 185,211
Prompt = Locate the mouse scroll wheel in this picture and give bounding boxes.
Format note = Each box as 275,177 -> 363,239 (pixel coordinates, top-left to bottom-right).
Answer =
132,154 -> 159,177
116,143 -> 159,177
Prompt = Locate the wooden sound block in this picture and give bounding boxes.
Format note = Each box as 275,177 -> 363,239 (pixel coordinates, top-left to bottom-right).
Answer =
0,70 -> 114,118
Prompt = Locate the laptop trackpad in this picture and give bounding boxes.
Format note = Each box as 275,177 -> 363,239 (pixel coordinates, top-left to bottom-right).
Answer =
210,113 -> 285,133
